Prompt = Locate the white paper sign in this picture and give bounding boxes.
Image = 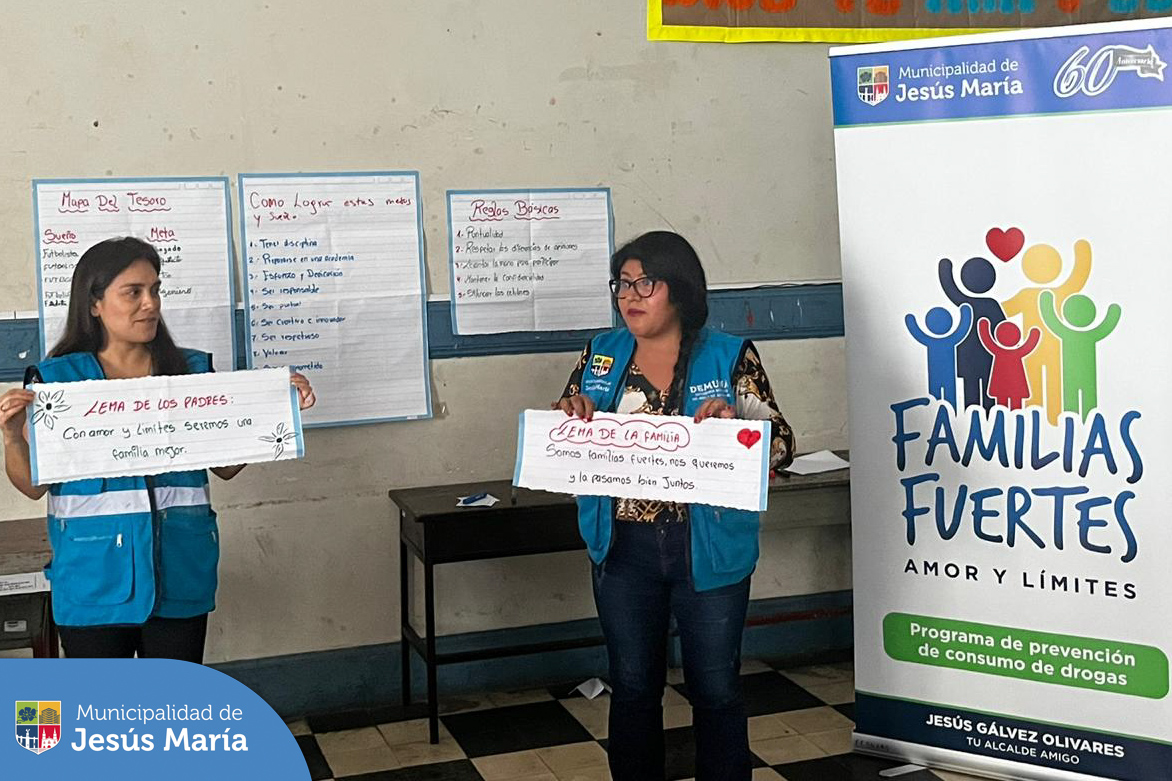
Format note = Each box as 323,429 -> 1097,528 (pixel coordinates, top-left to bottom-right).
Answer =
0,572 -> 50,596
447,189 -> 613,334
28,368 -> 302,485
33,178 -> 236,366
513,410 -> 770,512
785,450 -> 850,475
239,172 -> 432,426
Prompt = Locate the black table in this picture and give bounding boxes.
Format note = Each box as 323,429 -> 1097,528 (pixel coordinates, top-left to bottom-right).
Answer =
0,517 -> 58,658
390,457 -> 850,744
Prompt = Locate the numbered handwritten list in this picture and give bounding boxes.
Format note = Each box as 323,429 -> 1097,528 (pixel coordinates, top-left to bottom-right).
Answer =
34,179 -> 236,365
239,173 -> 431,426
447,189 -> 613,334
29,368 -> 301,485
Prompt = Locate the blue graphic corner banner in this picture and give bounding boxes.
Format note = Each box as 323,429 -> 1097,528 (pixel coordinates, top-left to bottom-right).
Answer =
3,659 -> 309,779
831,17 -> 1172,781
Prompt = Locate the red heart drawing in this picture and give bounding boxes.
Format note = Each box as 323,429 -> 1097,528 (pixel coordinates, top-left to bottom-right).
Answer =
737,429 -> 762,449
985,227 -> 1025,262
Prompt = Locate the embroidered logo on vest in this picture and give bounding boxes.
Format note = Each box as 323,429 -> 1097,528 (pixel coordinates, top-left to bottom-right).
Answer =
590,355 -> 614,377
688,378 -> 731,402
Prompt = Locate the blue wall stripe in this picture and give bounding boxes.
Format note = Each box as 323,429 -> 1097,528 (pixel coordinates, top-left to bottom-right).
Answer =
0,283 -> 843,381
0,319 -> 40,382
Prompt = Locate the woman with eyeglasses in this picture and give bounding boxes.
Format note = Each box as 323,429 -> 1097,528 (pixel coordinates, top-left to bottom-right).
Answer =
553,231 -> 795,781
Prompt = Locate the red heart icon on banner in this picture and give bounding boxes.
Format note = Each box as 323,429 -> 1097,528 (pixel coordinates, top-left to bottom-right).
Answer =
985,227 -> 1025,262
737,429 -> 762,449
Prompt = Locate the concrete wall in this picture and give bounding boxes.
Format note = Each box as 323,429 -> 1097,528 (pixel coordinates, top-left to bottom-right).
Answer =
0,0 -> 848,664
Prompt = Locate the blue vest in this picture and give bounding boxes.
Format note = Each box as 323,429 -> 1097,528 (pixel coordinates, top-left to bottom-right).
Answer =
576,327 -> 760,591
36,350 -> 219,627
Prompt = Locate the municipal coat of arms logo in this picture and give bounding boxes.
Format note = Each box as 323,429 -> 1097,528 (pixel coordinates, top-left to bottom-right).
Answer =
15,700 -> 61,754
590,354 -> 614,377
858,65 -> 890,106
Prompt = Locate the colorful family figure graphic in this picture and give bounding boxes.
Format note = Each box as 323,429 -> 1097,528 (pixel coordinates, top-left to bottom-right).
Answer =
1039,289 -> 1122,420
976,317 -> 1040,410
905,233 -> 1121,421
938,256 -> 1003,410
1001,240 -> 1093,423
905,303 -> 972,407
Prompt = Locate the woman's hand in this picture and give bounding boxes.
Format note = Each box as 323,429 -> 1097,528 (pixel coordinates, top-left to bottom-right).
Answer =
0,389 -> 34,443
552,394 -> 595,421
693,398 -> 735,423
1,388 -> 43,499
291,373 -> 316,411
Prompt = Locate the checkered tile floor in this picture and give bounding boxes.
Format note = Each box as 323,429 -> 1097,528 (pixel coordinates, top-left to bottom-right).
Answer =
286,660 -> 986,780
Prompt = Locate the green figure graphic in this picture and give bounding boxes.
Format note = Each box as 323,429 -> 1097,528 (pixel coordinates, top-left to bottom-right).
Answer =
1038,290 -> 1121,420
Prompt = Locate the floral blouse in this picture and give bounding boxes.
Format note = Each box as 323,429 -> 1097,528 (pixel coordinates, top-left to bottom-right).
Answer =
560,341 -> 795,523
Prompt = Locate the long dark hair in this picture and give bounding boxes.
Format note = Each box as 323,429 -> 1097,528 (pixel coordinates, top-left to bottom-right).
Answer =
610,231 -> 709,411
49,237 -> 189,376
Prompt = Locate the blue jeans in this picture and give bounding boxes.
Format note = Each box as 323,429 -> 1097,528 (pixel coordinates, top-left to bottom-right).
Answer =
593,520 -> 751,781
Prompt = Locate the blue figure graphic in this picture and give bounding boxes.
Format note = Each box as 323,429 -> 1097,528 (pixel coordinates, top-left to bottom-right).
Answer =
906,303 -> 973,408
939,257 -> 1004,411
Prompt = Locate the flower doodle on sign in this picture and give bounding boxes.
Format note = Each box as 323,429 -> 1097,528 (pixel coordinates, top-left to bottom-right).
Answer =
259,422 -> 297,459
550,415 -> 692,452
32,389 -> 70,430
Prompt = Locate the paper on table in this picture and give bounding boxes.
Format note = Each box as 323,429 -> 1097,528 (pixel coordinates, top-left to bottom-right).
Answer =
513,410 -> 771,512
33,178 -> 236,365
0,572 -> 50,596
784,450 -> 850,475
447,189 -> 613,335
239,172 -> 431,426
28,367 -> 302,485
456,493 -> 500,508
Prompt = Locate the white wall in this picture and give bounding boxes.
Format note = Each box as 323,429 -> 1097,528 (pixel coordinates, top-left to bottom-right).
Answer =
0,0 -> 848,664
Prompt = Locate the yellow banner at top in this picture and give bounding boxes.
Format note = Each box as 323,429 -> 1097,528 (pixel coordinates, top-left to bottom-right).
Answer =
648,0 -> 1172,44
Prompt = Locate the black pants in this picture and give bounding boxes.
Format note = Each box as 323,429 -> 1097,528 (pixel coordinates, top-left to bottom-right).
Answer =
58,614 -> 208,662
594,522 -> 752,781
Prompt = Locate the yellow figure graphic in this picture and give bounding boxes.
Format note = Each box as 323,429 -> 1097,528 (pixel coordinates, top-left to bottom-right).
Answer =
1001,240 -> 1092,424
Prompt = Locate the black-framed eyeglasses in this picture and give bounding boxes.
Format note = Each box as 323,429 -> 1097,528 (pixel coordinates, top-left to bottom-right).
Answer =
609,276 -> 659,299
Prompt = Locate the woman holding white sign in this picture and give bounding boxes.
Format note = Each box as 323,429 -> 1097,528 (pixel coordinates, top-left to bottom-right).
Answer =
0,237 -> 315,661
553,231 -> 795,781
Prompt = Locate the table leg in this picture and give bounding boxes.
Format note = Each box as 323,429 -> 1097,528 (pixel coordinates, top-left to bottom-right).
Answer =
400,534 -> 411,707
424,559 -> 439,744
31,593 -> 58,658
